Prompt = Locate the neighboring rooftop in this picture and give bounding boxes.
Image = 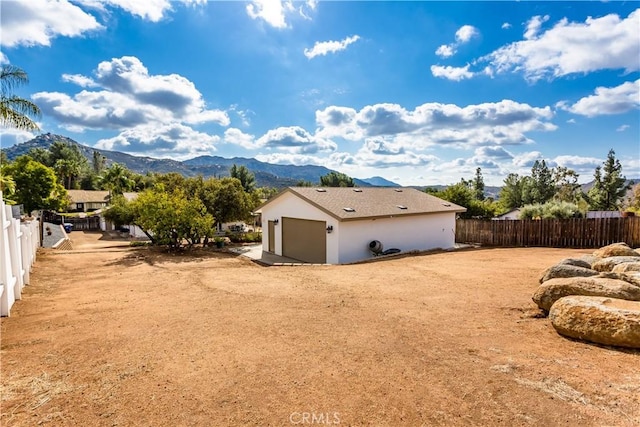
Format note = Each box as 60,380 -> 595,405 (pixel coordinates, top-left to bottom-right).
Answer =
67,190 -> 138,203
264,187 -> 466,221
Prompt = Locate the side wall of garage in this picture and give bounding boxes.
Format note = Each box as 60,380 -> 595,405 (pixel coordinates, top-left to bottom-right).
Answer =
337,212 -> 457,264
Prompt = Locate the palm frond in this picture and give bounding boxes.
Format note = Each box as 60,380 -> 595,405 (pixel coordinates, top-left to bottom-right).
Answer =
1,65 -> 29,95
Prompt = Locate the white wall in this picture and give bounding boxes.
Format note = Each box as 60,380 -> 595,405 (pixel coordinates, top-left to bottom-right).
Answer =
337,212 -> 457,264
261,192 -> 337,259
261,192 -> 458,264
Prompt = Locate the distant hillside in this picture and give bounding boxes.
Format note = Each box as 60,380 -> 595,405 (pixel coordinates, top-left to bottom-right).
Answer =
360,176 -> 399,187
2,134 -> 371,188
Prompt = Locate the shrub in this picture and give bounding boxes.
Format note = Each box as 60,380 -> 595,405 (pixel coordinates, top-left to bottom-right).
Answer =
520,201 -> 584,219
226,231 -> 262,243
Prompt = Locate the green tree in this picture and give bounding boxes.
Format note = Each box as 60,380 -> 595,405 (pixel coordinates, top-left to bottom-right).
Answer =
553,166 -> 582,203
101,163 -> 134,196
54,158 -> 82,189
5,156 -> 68,212
498,173 -> 524,211
0,65 -> 41,131
522,160 -> 554,205
92,150 -> 106,175
320,171 -> 355,187
623,184 -> 640,213
26,147 -> 51,165
206,177 -> 255,225
230,164 -> 256,193
472,167 -> 485,201
0,162 -> 16,204
430,182 -> 496,219
256,186 -> 279,200
103,194 -> 135,228
587,149 -> 630,211
128,188 -> 215,248
154,172 -> 186,193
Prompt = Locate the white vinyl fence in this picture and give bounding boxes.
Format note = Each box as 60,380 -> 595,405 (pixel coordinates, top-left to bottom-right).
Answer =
1,193 -> 40,317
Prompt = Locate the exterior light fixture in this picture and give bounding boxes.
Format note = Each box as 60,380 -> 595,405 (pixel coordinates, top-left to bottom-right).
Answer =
326,225 -> 333,233
274,219 -> 279,225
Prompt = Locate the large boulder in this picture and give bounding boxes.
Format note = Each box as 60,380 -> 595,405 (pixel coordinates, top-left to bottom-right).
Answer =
593,242 -> 639,258
539,264 -> 598,284
578,255 -> 599,268
558,258 -> 592,269
599,272 -> 640,288
612,262 -> 640,274
592,256 -> 640,272
549,296 -> 640,349
532,277 -> 640,312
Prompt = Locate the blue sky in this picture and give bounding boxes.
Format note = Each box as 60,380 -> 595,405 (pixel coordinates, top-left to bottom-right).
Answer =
1,0 -> 638,186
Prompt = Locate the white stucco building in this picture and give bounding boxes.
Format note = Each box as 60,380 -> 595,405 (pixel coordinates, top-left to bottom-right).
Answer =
259,187 -> 466,264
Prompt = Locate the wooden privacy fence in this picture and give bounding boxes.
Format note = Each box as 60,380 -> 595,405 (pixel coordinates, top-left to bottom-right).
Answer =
456,217 -> 640,248
1,193 -> 40,316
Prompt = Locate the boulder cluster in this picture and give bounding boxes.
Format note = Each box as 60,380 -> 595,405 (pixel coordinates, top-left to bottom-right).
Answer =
533,242 -> 640,349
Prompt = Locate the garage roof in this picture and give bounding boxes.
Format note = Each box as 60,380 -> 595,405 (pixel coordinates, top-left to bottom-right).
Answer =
264,187 -> 466,221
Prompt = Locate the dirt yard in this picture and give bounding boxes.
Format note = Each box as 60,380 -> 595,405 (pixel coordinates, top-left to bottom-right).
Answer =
1,232 -> 639,426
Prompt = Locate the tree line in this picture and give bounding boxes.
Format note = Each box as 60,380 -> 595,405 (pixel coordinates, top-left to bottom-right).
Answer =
428,150 -> 636,219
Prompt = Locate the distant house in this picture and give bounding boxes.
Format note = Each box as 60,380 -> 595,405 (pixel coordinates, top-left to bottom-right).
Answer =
66,190 -> 137,212
494,208 -> 521,220
586,211 -> 622,219
258,187 -> 466,264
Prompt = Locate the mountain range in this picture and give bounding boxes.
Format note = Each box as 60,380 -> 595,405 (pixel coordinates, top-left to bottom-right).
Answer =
3,134 -> 636,197
2,133 -> 398,188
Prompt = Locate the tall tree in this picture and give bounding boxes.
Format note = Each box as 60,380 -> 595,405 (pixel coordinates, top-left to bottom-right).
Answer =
553,166 -> 581,203
522,160 -> 555,205
498,173 -> 524,211
587,149 -> 630,210
101,163 -> 134,196
320,171 -> 355,187
0,65 -> 41,131
92,150 -> 107,175
229,164 -> 256,193
472,167 -> 485,201
54,158 -> 81,189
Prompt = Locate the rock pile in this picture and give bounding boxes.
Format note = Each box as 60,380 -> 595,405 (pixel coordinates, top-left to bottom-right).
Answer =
533,242 -> 640,349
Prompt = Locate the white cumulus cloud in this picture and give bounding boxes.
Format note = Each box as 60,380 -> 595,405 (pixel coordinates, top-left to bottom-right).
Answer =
95,123 -> 220,160
316,100 -> 556,150
0,0 -> 102,48
224,128 -> 256,149
564,80 -> 640,117
431,64 -> 474,81
78,0 -> 206,23
455,25 -> 479,43
304,35 -> 360,59
435,24 -> 479,58
485,9 -> 640,80
33,56 -> 228,157
255,126 -> 337,154
246,0 -> 316,29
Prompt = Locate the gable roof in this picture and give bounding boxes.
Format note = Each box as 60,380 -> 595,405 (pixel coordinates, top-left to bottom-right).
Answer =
261,187 -> 466,221
67,190 -> 138,203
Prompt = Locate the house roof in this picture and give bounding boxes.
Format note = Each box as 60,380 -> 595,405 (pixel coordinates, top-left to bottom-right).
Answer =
496,208 -> 521,219
67,190 -> 138,203
261,187 -> 466,221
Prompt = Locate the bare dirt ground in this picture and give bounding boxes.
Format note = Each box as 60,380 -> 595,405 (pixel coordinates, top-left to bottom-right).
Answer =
1,231 -> 639,426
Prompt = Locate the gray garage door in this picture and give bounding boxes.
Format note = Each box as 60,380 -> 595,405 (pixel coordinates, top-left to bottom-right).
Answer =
282,217 -> 326,263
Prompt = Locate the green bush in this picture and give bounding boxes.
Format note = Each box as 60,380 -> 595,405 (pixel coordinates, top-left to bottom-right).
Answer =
520,201 -> 584,219
226,231 -> 262,243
